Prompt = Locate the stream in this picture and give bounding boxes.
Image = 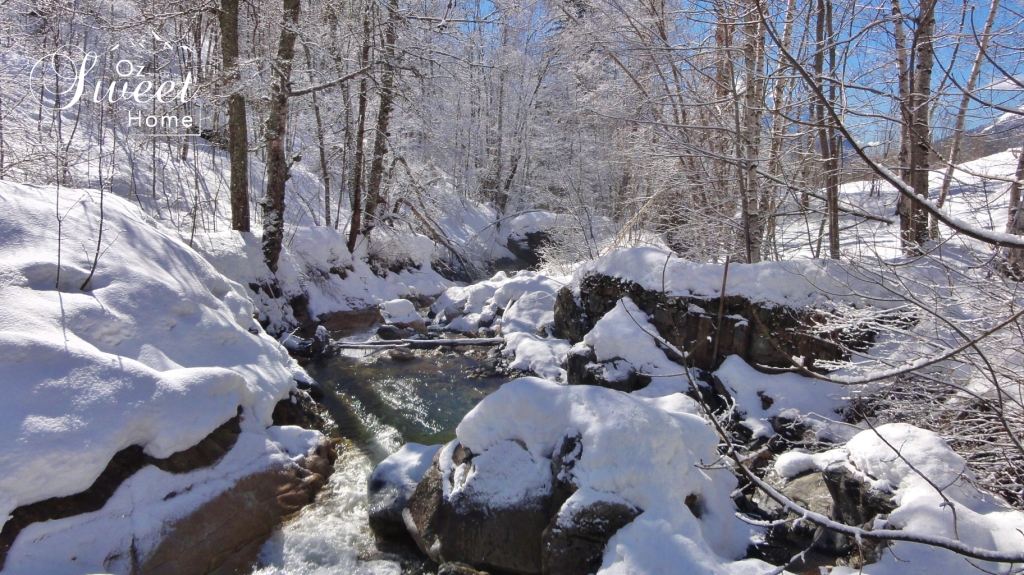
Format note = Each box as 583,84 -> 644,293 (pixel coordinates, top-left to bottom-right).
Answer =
254,329 -> 513,575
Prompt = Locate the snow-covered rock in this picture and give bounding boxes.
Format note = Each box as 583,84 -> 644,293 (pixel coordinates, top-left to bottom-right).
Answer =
0,182 -> 320,572
405,377 -> 773,575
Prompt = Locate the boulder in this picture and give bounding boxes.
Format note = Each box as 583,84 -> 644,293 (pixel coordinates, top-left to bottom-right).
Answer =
541,494 -> 641,575
566,344 -> 651,392
368,443 -> 442,539
140,463 -> 325,575
404,440 -> 555,574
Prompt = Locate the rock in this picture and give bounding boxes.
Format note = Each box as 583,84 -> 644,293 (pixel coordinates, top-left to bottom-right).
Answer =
368,443 -> 441,539
387,348 -> 417,362
439,562 -> 490,575
550,430 -> 583,511
378,324 -> 413,340
0,412 -> 244,570
140,464 -> 322,575
822,465 -> 896,528
506,231 -> 551,268
310,325 -> 333,357
553,272 -> 873,372
542,494 -> 641,575
272,390 -> 336,437
404,440 -> 554,574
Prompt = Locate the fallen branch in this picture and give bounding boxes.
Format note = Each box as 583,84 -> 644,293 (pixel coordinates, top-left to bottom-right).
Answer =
336,337 -> 503,349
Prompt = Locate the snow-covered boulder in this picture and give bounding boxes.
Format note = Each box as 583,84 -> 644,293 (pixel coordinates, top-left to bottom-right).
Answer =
0,182 -> 322,573
403,377 -> 772,575
380,298 -> 426,333
368,443 -> 441,538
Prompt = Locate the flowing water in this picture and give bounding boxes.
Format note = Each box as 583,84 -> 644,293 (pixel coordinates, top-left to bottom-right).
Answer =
254,332 -> 511,574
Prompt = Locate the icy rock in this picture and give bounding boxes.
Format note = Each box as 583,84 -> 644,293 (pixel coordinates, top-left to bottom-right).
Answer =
368,443 -> 441,539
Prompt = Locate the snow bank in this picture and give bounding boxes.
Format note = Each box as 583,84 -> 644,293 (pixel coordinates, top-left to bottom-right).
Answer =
455,377 -> 771,574
0,182 -> 309,568
713,355 -> 846,438
507,211 -> 565,241
190,225 -> 450,333
572,247 -> 894,310
501,292 -> 570,382
431,271 -> 570,381
776,424 -> 1024,574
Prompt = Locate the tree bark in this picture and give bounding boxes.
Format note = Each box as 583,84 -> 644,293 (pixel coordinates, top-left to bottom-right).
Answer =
261,0 -> 301,273
347,13 -> 372,253
900,0 -> 937,253
219,0 -> 251,233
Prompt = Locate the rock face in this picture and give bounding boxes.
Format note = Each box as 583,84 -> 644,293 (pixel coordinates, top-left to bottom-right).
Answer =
555,273 -> 869,372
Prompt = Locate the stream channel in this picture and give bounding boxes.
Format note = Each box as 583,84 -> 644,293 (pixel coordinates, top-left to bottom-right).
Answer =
255,326 -> 514,575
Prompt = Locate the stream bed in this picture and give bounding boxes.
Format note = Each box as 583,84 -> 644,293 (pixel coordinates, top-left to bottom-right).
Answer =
255,331 -> 513,574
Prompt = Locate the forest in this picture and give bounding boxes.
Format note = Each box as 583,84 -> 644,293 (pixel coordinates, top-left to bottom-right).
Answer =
1,0 -> 1024,573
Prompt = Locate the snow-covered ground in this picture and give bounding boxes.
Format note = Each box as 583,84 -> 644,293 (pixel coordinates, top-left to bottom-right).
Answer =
0,181 -> 324,573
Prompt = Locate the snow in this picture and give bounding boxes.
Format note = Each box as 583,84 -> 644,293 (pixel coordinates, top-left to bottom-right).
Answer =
266,426 -> 326,459
572,247 -> 895,310
501,292 -> 570,382
0,181 -> 312,568
774,424 -> 1024,575
455,377 -> 771,574
713,355 -> 847,438
380,299 -> 421,325
369,443 -> 441,496
449,439 -> 553,510
191,226 -> 450,334
507,211 -> 565,240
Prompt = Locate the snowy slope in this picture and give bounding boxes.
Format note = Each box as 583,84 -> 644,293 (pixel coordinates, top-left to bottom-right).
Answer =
0,181 -> 313,572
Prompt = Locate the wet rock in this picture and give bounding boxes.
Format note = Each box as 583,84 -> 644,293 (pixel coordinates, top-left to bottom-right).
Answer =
271,390 -> 336,437
310,325 -> 333,357
140,464 -> 323,575
404,441 -> 554,574
541,496 -> 641,575
439,562 -> 490,575
388,348 -> 418,362
378,324 -> 413,340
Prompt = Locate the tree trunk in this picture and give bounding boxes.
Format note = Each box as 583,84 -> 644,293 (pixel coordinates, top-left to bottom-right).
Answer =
219,0 -> 251,233
347,14 -> 372,254
739,0 -> 765,263
303,44 -> 333,229
903,0 -> 937,253
363,0 -> 398,237
1005,141 -> 1024,276
261,0 -> 301,273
